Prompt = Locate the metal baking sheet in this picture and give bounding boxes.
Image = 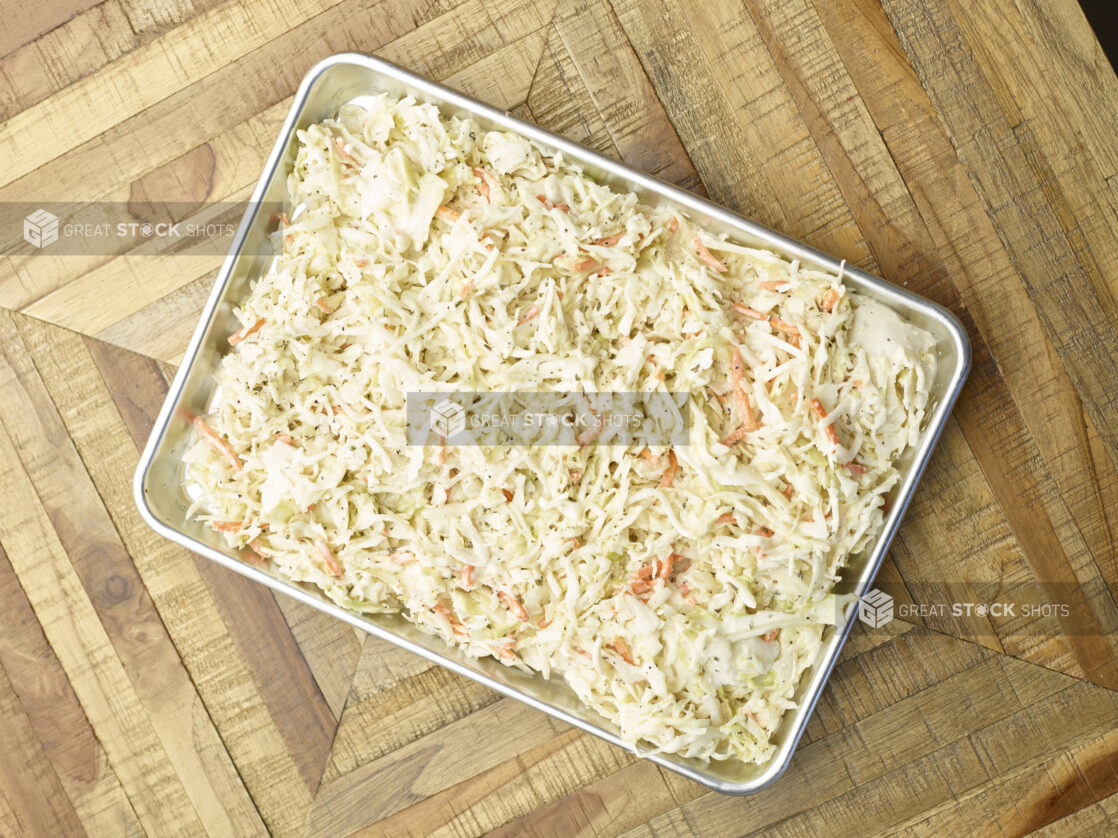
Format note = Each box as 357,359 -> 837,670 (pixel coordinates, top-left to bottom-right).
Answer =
133,52 -> 971,795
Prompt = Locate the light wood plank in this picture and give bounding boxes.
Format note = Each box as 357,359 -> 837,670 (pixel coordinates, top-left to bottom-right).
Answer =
0,544 -> 146,837
0,317 -> 209,836
17,317 -> 312,835
2,313 -> 269,836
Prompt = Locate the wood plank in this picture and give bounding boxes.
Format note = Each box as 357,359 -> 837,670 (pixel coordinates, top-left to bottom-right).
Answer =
191,556 -> 339,793
352,728 -> 634,838
0,0 -> 231,123
880,0 -> 1118,468
0,0 -> 102,57
439,27 -> 549,111
0,0 -> 526,207
0,555 -> 88,838
0,312 -> 267,836
551,0 -> 703,192
1031,792 -> 1118,837
0,0 -> 347,188
947,0 -> 1118,274
620,670 -> 1113,837
0,543 -> 146,837
319,639 -> 498,784
527,20 -> 621,160
0,1 -> 137,122
306,698 -> 577,837
84,333 -> 174,450
802,0 -> 1118,684
612,0 -> 875,267
76,333 -> 342,796
271,596 -> 364,719
94,274 -> 216,363
0,324 -> 207,837
502,648 -> 1072,837
16,318 -> 312,835
892,726 -> 1118,835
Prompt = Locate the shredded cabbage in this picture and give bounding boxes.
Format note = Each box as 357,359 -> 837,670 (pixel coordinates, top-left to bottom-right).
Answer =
185,93 -> 937,764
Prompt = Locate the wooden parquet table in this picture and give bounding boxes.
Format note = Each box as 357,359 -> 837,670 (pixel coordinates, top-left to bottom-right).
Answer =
1,0 -> 1116,834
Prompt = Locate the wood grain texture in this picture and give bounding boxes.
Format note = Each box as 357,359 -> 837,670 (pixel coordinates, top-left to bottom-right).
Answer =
1,0 -> 1116,833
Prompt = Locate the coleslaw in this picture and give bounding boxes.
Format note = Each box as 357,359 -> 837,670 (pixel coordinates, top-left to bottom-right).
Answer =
185,92 -> 937,763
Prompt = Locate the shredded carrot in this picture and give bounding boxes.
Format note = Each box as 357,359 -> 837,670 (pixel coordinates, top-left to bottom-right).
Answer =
646,355 -> 664,380
537,615 -> 552,629
716,512 -> 737,525
501,488 -> 514,502
761,628 -> 781,643
667,217 -> 679,234
659,450 -> 678,488
769,316 -> 800,340
494,639 -> 516,660
720,425 -> 751,446
274,432 -> 297,446
757,526 -> 775,538
668,554 -> 691,577
594,234 -> 622,247
518,305 -> 540,325
844,461 -> 868,475
335,136 -> 359,165
498,591 -> 529,622
729,345 -> 760,432
576,414 -> 605,447
811,398 -> 840,445
473,167 -> 492,202
692,235 -> 727,272
461,565 -> 474,588
433,602 -> 467,636
536,195 -> 570,213
457,278 -> 474,299
354,258 -> 369,268
316,297 -> 335,314
436,205 -> 461,223
758,281 -> 787,291
731,303 -> 766,320
210,521 -> 243,532
193,417 -> 243,471
573,257 -> 601,272
245,540 -> 269,565
315,539 -> 343,578
782,484 -> 795,500
822,289 -> 840,312
640,448 -> 661,464
610,638 -> 636,666
228,317 -> 265,346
